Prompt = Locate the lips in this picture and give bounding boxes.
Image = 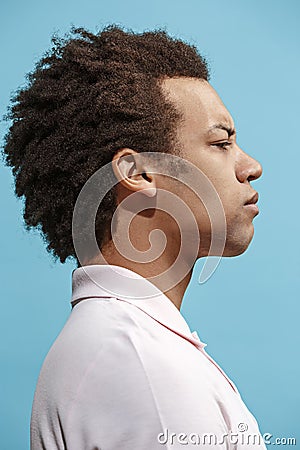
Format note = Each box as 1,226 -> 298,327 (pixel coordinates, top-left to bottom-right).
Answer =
244,192 -> 259,205
244,191 -> 259,216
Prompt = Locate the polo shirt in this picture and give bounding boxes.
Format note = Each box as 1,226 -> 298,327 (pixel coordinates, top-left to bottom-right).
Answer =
30,264 -> 266,449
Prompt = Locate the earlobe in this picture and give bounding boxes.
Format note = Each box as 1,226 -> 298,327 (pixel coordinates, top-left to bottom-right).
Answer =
142,187 -> 157,197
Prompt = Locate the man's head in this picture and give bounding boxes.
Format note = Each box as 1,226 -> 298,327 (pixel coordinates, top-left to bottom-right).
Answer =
111,78 -> 262,266
1,25 -> 209,265
2,25 -> 262,267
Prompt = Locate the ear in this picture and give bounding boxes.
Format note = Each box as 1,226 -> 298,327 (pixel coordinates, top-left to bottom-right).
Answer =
112,149 -> 156,198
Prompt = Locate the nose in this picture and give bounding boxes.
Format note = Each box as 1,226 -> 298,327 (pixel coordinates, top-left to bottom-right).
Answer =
235,147 -> 263,184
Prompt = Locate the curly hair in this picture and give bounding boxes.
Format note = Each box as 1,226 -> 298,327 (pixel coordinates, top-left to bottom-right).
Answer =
1,24 -> 209,265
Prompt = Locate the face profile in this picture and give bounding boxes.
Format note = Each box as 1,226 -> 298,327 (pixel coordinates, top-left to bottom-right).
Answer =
160,77 -> 263,258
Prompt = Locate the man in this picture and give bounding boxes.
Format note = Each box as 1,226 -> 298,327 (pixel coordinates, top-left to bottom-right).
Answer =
2,25 -> 265,449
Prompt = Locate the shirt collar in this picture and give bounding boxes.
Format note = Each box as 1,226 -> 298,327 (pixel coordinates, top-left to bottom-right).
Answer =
71,264 -> 206,350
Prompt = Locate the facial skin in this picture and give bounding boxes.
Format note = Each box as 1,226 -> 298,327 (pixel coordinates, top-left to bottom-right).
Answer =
160,78 -> 263,257
91,78 -> 263,309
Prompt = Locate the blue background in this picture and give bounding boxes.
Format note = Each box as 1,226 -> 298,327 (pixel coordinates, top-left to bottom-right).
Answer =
1,1 -> 299,448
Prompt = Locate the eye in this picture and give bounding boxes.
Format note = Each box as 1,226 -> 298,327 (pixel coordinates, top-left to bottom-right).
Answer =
212,141 -> 232,151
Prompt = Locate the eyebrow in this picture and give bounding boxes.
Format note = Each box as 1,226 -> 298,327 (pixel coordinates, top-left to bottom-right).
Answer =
207,124 -> 236,137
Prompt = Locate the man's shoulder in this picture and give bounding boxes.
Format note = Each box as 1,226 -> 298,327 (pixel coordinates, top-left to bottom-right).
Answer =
52,297 -> 147,356
33,298 -> 150,404
34,297 -> 170,412
39,297 -> 152,380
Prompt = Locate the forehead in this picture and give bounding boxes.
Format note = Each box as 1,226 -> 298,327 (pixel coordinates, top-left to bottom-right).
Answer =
161,77 -> 234,133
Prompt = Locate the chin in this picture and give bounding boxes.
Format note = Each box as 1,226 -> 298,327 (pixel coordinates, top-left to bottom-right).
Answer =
222,226 -> 255,257
196,222 -> 255,258
222,245 -> 249,257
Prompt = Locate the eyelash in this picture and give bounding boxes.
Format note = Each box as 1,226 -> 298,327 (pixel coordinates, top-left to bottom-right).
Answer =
213,141 -> 231,151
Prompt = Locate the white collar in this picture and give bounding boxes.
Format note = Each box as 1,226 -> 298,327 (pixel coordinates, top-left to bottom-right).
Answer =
71,264 -> 206,350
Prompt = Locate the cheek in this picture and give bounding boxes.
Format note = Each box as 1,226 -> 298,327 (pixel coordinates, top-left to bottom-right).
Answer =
160,157 -> 239,227
207,169 -> 240,213
220,194 -> 245,237
178,186 -> 214,232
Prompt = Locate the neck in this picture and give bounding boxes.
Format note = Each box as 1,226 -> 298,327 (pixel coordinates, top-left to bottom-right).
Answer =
85,228 -> 195,311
